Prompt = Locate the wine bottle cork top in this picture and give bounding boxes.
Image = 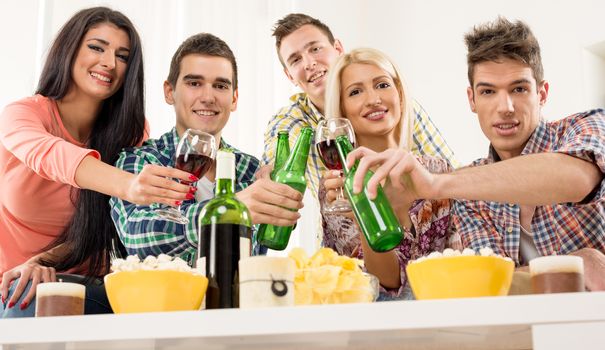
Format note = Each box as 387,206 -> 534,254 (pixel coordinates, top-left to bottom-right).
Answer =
36,282 -> 85,298
216,150 -> 235,180
529,255 -> 584,276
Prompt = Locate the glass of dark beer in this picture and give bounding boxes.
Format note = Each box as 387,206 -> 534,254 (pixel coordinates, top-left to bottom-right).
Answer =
529,256 -> 584,294
35,282 -> 85,317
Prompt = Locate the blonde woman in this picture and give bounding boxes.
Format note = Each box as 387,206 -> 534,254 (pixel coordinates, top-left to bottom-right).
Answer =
321,48 -> 456,299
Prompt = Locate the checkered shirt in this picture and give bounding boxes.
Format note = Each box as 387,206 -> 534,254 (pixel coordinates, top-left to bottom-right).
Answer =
451,109 -> 605,265
109,128 -> 259,264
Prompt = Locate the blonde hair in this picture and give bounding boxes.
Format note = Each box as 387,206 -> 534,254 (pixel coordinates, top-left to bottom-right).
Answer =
324,47 -> 413,151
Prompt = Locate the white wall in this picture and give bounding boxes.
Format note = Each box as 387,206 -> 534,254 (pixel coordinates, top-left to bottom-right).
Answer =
2,0 -> 605,252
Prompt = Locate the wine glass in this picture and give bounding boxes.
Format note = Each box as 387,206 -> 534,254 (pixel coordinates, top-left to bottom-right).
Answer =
155,129 -> 216,224
315,118 -> 356,213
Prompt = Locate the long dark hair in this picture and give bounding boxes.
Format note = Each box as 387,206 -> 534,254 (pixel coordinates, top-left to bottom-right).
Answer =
38,7 -> 145,277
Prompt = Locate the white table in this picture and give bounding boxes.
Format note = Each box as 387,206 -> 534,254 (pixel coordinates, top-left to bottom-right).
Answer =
1,292 -> 604,350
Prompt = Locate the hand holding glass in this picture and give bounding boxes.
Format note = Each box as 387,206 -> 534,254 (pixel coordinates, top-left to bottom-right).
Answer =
316,118 -> 355,213
155,129 -> 216,224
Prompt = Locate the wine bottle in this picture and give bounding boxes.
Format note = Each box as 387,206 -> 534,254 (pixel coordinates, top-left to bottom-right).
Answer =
257,127 -> 313,250
271,131 -> 290,179
198,150 -> 252,308
334,135 -> 403,252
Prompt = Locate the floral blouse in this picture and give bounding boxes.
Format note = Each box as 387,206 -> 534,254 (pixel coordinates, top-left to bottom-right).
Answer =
319,155 -> 454,299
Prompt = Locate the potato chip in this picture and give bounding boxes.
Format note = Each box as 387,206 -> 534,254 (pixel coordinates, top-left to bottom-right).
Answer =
305,265 -> 341,297
289,247 -> 375,305
289,248 -> 309,269
294,282 -> 313,305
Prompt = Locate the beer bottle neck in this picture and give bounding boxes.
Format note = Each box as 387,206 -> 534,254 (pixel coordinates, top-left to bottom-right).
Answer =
335,135 -> 356,175
282,128 -> 313,173
274,133 -> 291,175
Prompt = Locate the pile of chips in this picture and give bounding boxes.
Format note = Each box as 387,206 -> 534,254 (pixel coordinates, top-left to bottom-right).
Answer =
288,247 -> 376,305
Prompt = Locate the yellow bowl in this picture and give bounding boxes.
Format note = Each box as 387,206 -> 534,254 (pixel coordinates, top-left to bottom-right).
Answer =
406,255 -> 514,300
104,270 -> 208,313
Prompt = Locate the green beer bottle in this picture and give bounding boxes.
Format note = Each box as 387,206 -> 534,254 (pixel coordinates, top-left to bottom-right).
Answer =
271,131 -> 290,179
334,135 -> 403,252
198,150 -> 252,308
257,127 -> 313,250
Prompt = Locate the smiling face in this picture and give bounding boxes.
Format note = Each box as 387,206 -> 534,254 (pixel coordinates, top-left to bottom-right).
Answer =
279,24 -> 343,111
467,58 -> 548,160
340,63 -> 402,143
69,23 -> 130,102
164,54 -> 238,138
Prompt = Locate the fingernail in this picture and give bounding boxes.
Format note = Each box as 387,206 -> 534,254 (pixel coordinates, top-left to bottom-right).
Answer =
19,301 -> 28,311
175,200 -> 182,206
190,186 -> 197,192
189,174 -> 199,181
1,295 -> 5,304
8,301 -> 15,309
186,193 -> 194,200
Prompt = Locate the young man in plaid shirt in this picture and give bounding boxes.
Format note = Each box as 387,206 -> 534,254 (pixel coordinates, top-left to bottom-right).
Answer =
262,14 -> 458,250
263,14 -> 458,196
110,33 -> 303,262
344,17 -> 605,291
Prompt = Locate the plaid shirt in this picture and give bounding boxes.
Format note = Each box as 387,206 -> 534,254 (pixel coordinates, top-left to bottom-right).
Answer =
262,93 -> 459,199
452,109 -> 605,265
110,128 -> 259,264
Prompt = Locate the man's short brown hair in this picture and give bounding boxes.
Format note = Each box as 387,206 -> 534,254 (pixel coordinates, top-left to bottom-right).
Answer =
167,33 -> 238,90
465,17 -> 543,87
272,13 -> 335,66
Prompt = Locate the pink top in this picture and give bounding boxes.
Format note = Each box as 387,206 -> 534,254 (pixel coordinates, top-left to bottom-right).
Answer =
0,95 -> 100,277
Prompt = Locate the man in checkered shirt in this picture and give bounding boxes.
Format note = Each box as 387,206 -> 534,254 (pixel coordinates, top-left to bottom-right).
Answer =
262,14 -> 458,251
110,33 -> 303,263
344,17 -> 605,291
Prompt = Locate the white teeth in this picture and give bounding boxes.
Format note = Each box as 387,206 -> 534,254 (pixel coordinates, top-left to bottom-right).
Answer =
194,110 -> 217,116
366,111 -> 384,119
90,72 -> 111,82
308,71 -> 325,82
496,124 -> 516,130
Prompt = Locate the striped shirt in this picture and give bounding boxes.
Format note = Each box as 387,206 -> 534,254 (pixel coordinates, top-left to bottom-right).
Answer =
109,128 -> 259,264
262,93 -> 459,199
451,109 -> 605,265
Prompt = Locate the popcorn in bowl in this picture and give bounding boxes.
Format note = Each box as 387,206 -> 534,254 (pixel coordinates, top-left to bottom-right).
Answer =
409,247 -> 514,264
105,255 -> 208,313
406,247 -> 515,300
110,254 -> 203,273
288,247 -> 378,305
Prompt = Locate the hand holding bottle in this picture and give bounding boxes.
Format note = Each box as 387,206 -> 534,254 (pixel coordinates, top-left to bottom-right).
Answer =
235,178 -> 303,226
334,136 -> 403,252
254,164 -> 273,180
345,147 -> 439,201
257,128 -> 313,251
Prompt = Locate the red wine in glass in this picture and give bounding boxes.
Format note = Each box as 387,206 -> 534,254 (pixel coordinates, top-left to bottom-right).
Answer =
315,118 -> 355,213
176,154 -> 213,184
155,129 -> 216,224
317,139 -> 357,170
317,139 -> 343,170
